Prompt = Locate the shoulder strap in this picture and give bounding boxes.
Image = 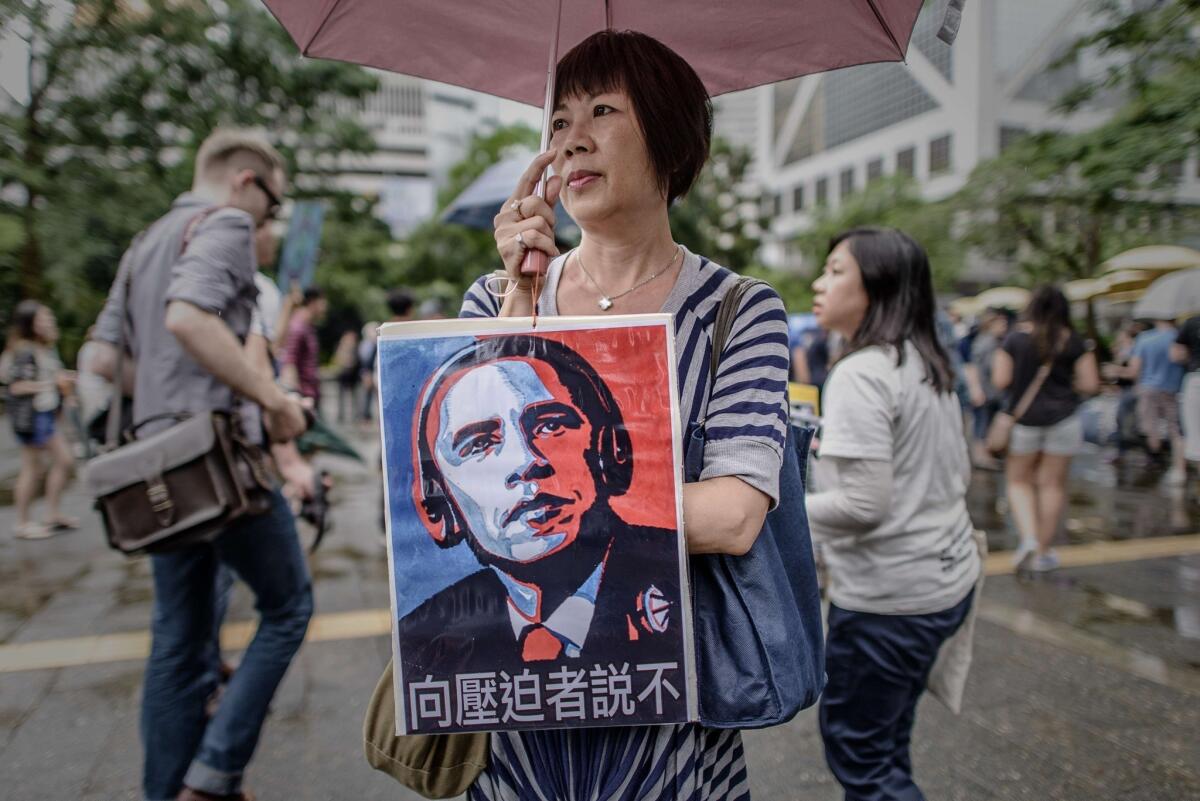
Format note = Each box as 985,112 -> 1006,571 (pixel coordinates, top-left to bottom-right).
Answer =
104,231 -> 148,449
1011,330 -> 1068,423
708,276 -> 763,383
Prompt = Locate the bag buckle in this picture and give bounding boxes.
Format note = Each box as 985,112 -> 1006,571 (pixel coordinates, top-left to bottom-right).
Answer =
146,476 -> 175,526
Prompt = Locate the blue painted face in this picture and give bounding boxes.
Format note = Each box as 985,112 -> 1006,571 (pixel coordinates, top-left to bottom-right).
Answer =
434,358 -> 597,563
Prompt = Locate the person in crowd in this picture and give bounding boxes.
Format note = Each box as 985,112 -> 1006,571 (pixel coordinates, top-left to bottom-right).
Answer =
805,227 -> 981,801
280,286 -> 327,412
357,321 -> 379,424
964,307 -> 1010,469
458,29 -> 790,800
89,128 -> 311,801
992,286 -> 1100,572
333,329 -> 361,424
1101,321 -> 1147,461
1173,314 -> 1200,486
792,326 -> 831,390
1,300 -> 77,539
1130,315 -> 1186,483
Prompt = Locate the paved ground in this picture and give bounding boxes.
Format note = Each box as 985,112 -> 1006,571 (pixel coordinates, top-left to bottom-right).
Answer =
1,417 -> 1198,800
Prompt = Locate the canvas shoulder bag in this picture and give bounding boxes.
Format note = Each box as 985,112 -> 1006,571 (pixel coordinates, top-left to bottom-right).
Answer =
85,211 -> 277,556
363,659 -> 489,798
687,277 -> 825,728
985,334 -> 1063,459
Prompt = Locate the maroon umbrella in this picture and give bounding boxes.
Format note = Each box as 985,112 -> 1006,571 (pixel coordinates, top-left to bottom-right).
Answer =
264,0 -> 930,273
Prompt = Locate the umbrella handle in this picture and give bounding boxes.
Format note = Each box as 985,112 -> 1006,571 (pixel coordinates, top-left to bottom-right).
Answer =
520,0 -> 563,277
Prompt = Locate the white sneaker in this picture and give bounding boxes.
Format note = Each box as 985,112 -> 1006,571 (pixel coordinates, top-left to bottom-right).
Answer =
1011,539 -> 1036,571
1164,468 -> 1187,486
1031,550 -> 1061,573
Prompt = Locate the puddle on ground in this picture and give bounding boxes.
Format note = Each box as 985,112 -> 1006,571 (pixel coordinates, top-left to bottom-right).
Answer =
967,448 -> 1200,552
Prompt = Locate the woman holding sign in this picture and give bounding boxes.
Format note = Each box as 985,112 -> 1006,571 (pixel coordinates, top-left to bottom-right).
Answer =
461,29 -> 793,801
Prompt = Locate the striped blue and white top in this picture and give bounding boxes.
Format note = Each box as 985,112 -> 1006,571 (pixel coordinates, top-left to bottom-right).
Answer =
460,247 -> 790,801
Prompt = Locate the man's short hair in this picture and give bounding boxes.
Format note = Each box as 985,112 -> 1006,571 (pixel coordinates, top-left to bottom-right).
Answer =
195,128 -> 286,185
555,30 -> 712,205
413,336 -> 633,547
387,289 -> 415,318
302,286 -> 325,306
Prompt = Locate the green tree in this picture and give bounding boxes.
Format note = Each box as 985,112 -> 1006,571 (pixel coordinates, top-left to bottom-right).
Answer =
0,0 -> 378,355
393,123 -> 539,299
957,0 -> 1200,284
794,176 -> 965,290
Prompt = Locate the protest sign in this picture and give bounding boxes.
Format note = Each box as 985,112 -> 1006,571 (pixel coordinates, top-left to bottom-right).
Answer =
378,315 -> 695,734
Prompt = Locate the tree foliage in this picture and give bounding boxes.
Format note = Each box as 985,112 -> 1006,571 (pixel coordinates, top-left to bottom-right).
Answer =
0,0 -> 378,356
957,0 -> 1200,284
794,176 -> 965,291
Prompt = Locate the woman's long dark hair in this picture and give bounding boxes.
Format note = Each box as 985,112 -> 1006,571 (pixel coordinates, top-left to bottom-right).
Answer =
1024,285 -> 1073,360
3,300 -> 43,354
832,227 -> 955,394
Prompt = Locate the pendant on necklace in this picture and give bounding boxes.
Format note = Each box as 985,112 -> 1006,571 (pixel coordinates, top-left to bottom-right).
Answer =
598,297 -> 613,311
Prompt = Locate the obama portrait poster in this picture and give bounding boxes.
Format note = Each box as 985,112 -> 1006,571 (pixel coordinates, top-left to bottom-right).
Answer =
378,314 -> 696,735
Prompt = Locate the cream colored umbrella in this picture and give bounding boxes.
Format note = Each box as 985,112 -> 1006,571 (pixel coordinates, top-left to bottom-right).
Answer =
1132,269 -> 1200,321
1101,269 -> 1157,295
949,296 -> 984,317
1099,245 -> 1200,276
974,286 -> 1030,311
1064,278 -> 1107,302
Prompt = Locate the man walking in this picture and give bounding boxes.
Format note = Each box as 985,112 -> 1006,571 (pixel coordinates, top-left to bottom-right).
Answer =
1131,316 -> 1187,484
91,129 -> 312,801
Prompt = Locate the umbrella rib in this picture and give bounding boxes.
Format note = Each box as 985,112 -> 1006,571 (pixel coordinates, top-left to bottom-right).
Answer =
302,0 -> 344,54
864,0 -> 907,61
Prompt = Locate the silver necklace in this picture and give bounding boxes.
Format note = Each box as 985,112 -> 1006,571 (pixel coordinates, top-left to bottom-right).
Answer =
575,245 -> 681,311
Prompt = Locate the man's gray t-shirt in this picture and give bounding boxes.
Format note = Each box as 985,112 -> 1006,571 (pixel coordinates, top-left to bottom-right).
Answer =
94,193 -> 259,436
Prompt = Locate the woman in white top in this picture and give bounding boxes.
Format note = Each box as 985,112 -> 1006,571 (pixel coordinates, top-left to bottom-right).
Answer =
806,228 -> 980,801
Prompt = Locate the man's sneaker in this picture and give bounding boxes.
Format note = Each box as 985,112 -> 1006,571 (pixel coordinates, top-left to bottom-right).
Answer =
1031,550 -> 1061,573
1011,539 -> 1037,572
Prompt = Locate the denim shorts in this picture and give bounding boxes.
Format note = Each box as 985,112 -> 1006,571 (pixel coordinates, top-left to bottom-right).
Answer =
1010,413 -> 1082,456
15,410 -> 56,447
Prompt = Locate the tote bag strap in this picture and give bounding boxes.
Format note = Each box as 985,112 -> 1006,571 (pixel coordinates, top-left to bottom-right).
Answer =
709,277 -> 764,383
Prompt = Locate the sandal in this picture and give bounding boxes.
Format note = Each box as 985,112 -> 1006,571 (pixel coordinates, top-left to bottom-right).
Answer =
14,522 -> 53,540
44,516 -> 80,531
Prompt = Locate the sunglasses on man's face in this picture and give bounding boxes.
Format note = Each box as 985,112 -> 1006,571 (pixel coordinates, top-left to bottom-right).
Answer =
252,174 -> 282,219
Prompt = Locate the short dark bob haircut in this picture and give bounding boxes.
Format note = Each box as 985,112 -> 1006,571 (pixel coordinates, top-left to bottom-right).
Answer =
413,335 -> 633,548
555,30 -> 713,205
830,227 -> 955,394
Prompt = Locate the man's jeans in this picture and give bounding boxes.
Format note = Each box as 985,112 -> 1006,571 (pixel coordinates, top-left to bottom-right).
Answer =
141,489 -> 313,800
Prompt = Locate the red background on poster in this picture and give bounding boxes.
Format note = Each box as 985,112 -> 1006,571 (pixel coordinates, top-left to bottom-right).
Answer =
480,324 -> 679,531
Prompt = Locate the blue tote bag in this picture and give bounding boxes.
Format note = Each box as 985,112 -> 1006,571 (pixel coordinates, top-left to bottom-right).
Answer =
686,278 -> 825,729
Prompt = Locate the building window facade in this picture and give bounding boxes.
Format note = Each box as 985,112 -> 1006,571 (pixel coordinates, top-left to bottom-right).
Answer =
792,185 -> 805,212
896,147 -> 916,178
867,158 -> 884,183
929,134 -> 952,175
839,168 -> 855,198
815,177 -> 828,206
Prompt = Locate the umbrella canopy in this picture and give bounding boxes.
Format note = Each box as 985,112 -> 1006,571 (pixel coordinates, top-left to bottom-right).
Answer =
1064,278 -> 1106,303
296,417 -> 366,463
264,1 -> 926,105
948,296 -> 984,318
1101,269 -> 1156,295
1099,245 -> 1200,276
1132,269 -> 1200,321
442,153 -> 578,237
974,287 -> 1030,312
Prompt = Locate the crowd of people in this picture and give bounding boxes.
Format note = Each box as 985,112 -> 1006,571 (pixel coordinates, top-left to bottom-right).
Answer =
0,26 -> 1196,801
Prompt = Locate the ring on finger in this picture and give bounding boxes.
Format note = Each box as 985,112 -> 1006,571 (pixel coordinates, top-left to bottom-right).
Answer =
515,231 -> 526,248
509,199 -> 523,218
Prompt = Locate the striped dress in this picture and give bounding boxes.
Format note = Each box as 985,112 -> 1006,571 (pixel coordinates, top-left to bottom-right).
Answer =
460,246 -> 790,801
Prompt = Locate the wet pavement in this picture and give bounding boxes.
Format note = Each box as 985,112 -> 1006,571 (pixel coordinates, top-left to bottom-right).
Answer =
0,415 -> 1198,800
